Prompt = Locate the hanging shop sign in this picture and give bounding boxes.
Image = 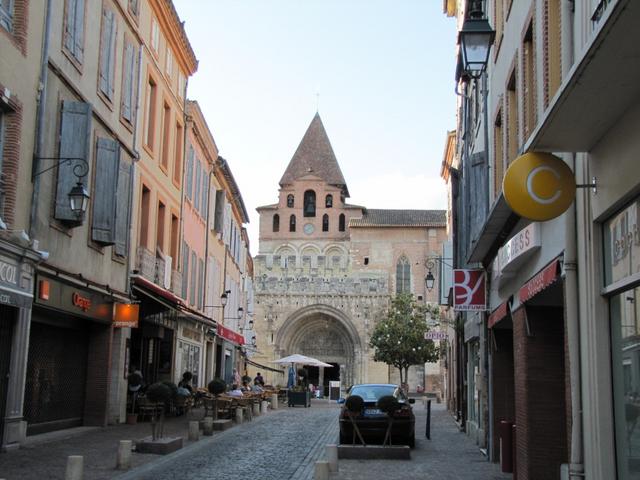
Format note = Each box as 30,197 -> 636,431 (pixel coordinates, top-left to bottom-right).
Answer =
497,223 -> 541,274
503,152 -> 576,221
0,255 -> 32,307
35,274 -> 113,322
113,303 -> 139,328
453,269 -> 487,311
217,324 -> 244,345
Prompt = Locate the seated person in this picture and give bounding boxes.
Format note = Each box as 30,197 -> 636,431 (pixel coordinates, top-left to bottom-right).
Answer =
178,371 -> 194,394
251,383 -> 264,393
241,381 -> 252,392
228,384 -> 244,398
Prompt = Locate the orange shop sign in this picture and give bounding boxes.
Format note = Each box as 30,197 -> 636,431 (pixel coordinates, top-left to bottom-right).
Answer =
72,292 -> 92,311
113,303 -> 139,328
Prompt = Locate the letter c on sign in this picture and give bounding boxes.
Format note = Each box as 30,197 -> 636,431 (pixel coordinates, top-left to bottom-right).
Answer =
526,165 -> 562,205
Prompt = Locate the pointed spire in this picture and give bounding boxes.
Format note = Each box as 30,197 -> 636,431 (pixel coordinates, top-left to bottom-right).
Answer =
279,113 -> 349,197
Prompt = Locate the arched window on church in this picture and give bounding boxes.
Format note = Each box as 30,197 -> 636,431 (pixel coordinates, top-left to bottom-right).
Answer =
287,194 -> 294,208
339,214 -> 346,232
304,190 -> 316,217
289,214 -> 296,232
322,214 -> 329,232
272,214 -> 280,232
396,256 -> 411,294
325,194 -> 333,208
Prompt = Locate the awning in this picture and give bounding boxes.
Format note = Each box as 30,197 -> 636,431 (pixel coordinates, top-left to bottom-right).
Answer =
527,0 -> 640,152
244,358 -> 285,375
519,258 -> 562,304
488,301 -> 509,329
132,275 -> 184,309
217,323 -> 244,346
467,194 -> 520,265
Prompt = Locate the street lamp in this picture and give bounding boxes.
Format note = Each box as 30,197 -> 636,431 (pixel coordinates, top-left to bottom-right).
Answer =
458,2 -> 495,79
68,182 -> 90,217
205,290 -> 231,309
425,270 -> 436,292
33,157 -> 90,219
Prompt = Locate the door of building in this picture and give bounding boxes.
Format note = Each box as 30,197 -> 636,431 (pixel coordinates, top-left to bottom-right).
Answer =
23,319 -> 88,435
0,305 -> 15,439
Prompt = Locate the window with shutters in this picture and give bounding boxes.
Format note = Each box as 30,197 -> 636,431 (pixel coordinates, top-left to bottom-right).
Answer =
493,0 -> 504,59
151,17 -> 159,53
165,48 -> 173,78
91,137 -> 119,245
182,242 -> 189,299
506,66 -> 518,165
213,190 -> 224,233
522,20 -> 536,142
493,106 -> 504,201
197,258 -> 204,309
289,214 -> 296,232
127,0 -> 138,18
396,256 -> 411,294
322,214 -> 329,232
144,77 -> 157,149
178,72 -> 185,100
339,214 -> 346,232
63,0 -> 85,64
160,103 -> 171,170
139,185 -> 150,247
544,0 -> 562,108
120,36 -> 137,125
194,159 -> 201,211
0,0 -> 13,32
201,167 -> 208,219
190,251 -> 197,306
114,157 -> 132,257
272,214 -> 279,232
170,214 -> 179,263
185,146 -> 194,200
156,201 -> 165,253
98,6 -> 117,102
55,101 -> 92,225
173,122 -> 183,185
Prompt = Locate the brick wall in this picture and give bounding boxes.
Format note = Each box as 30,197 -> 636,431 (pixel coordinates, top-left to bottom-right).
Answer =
491,326 -> 515,461
0,85 -> 23,226
0,0 -> 29,55
83,324 -> 113,426
513,306 -> 568,480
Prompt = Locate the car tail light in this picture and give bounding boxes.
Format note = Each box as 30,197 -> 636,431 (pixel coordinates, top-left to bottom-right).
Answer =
394,406 -> 412,417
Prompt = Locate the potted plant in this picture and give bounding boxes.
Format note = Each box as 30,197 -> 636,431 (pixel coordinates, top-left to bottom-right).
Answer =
208,378 -> 227,420
145,382 -> 172,440
288,368 -> 311,407
377,395 -> 401,446
127,372 -> 143,424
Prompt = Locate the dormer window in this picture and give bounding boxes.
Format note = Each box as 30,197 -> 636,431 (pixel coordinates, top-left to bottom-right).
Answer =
304,190 -> 316,217
287,194 -> 294,208
325,194 -> 333,208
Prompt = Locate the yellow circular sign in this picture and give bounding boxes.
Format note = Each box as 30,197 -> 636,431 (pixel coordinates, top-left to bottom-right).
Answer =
503,152 -> 576,221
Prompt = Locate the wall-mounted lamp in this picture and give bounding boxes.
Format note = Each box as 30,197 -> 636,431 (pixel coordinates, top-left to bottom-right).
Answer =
423,256 -> 454,292
458,0 -> 495,79
204,290 -> 231,309
34,157 -> 90,219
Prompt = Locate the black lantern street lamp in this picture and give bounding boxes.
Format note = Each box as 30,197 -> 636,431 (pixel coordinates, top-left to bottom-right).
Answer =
425,270 -> 436,292
68,181 -> 90,218
458,14 -> 495,78
220,291 -> 229,307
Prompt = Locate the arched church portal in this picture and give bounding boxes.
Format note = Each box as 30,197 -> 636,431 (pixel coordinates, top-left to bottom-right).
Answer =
275,305 -> 362,394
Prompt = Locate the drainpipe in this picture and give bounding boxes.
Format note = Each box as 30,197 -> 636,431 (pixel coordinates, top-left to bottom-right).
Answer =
29,0 -> 53,238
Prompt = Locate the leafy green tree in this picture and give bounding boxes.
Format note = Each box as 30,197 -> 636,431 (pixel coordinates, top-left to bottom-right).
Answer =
369,293 -> 439,385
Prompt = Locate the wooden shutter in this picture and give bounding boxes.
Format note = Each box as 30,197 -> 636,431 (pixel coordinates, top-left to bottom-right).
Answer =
99,8 -> 116,98
201,170 -> 208,218
64,0 -> 76,53
182,243 -> 189,300
121,40 -> 135,122
91,138 -> 119,244
194,160 -> 201,211
197,258 -> 204,309
213,190 -> 224,233
114,157 -> 132,256
74,0 -> 85,62
55,101 -> 92,223
190,252 -> 197,306
186,146 -> 194,200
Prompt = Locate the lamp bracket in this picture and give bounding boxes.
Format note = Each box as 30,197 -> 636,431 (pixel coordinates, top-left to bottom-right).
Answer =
575,176 -> 597,194
33,157 -> 89,181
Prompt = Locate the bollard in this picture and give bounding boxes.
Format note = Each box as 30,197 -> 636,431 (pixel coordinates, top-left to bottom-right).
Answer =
325,444 -> 338,473
235,407 -> 244,424
271,393 -> 279,409
116,440 -> 132,470
65,455 -> 84,480
261,400 -> 269,414
314,460 -> 330,480
253,402 -> 261,416
188,421 -> 200,441
203,417 -> 214,435
425,399 -> 431,440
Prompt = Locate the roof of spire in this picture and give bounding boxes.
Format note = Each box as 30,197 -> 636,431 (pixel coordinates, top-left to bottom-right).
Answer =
279,113 -> 349,197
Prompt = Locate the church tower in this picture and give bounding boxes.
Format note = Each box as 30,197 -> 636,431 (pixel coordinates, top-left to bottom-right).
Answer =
251,114 -> 447,394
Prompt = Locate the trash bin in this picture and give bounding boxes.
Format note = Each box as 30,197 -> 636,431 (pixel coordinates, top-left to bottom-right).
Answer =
499,420 -> 514,473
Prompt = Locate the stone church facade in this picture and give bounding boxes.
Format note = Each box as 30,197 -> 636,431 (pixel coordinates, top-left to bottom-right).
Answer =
250,113 -> 447,393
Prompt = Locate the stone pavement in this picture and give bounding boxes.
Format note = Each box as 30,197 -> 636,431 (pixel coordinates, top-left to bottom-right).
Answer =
329,402 -> 511,480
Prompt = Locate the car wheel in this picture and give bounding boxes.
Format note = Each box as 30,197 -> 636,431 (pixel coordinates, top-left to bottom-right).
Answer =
408,433 -> 415,448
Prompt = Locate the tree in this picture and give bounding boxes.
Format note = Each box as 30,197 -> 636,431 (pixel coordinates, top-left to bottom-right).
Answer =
369,293 -> 439,385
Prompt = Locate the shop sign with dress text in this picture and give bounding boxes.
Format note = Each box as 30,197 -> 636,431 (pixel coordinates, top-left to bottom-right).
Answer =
453,269 -> 487,311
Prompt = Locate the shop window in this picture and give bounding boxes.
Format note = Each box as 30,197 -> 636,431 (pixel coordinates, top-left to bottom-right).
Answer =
272,214 -> 280,232
287,194 -> 294,208
304,190 -> 316,217
325,194 -> 333,208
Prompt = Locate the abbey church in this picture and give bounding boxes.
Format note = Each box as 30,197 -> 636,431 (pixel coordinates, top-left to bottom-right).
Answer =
251,113 -> 447,394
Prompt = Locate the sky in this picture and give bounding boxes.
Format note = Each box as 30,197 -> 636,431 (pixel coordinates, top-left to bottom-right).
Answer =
173,0 -> 458,251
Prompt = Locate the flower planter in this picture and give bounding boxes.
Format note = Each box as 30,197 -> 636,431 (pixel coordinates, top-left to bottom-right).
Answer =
288,391 -> 311,407
126,413 -> 138,425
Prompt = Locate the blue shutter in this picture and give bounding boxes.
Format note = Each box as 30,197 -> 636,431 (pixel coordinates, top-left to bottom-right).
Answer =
182,242 -> 189,300
91,137 -> 119,244
121,40 -> 135,122
190,251 -> 197,306
214,190 -> 224,232
201,169 -> 208,218
64,0 -> 76,52
194,160 -> 201,211
197,258 -> 204,309
114,156 -> 132,256
55,101 -> 92,223
74,0 -> 85,62
99,8 -> 115,97
186,146 -> 194,200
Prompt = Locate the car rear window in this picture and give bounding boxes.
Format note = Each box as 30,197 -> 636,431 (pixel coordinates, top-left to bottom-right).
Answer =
349,385 -> 396,401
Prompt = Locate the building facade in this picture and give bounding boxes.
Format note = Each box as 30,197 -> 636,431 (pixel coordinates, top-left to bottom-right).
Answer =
251,113 -> 447,394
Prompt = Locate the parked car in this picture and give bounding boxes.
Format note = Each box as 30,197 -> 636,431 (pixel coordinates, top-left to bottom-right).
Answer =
338,383 -> 415,447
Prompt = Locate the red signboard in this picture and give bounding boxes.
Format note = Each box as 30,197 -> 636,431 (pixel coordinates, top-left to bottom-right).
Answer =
519,259 -> 561,304
217,324 -> 244,345
488,301 -> 509,328
453,269 -> 487,311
